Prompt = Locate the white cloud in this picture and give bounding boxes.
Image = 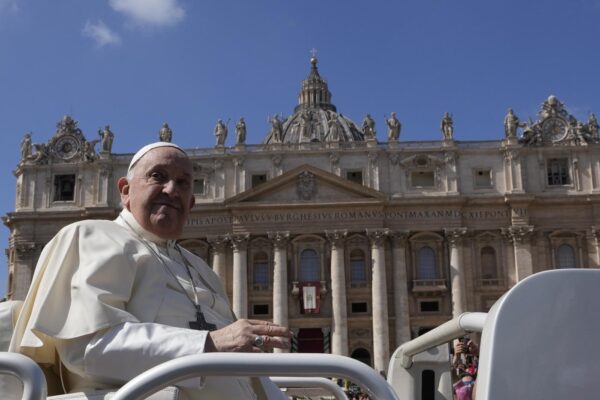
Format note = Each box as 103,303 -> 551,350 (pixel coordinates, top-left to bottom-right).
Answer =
109,0 -> 185,28
82,20 -> 121,47
0,0 -> 19,13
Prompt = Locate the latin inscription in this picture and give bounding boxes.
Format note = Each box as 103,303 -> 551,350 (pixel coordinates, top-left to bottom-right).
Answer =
187,208 -> 526,227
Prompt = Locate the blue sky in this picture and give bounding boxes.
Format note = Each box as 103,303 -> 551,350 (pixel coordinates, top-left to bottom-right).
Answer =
1,0 -> 600,298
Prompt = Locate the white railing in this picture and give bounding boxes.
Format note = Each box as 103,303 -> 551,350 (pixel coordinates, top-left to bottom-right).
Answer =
111,353 -> 399,400
0,352 -> 47,400
271,377 -> 348,400
396,312 -> 487,368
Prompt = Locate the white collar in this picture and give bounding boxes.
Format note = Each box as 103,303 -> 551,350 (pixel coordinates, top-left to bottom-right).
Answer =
116,208 -> 177,249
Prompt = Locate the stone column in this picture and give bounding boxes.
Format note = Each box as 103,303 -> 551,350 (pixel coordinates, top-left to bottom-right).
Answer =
13,242 -> 38,300
326,230 -> 348,356
445,228 -> 467,317
390,231 -> 411,347
231,234 -> 250,319
269,231 -> 290,353
207,235 -> 229,289
367,229 -> 390,374
506,226 -> 535,281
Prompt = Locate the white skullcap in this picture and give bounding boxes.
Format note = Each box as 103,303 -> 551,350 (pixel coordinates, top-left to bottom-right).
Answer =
128,142 -> 187,172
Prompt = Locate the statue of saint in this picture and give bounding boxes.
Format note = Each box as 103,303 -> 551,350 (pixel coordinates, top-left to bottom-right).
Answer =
20,133 -> 32,161
215,119 -> 228,146
235,117 -> 246,145
386,112 -> 401,141
98,125 -> 114,153
299,111 -> 312,140
158,123 -> 173,142
441,112 -> 454,140
328,114 -> 342,142
269,115 -> 283,143
588,113 -> 599,139
504,108 -> 520,138
362,114 -> 376,139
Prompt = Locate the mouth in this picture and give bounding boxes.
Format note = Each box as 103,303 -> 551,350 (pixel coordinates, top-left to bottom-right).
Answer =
153,202 -> 181,211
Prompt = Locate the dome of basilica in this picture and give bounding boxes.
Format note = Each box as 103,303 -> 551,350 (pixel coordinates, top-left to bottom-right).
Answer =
263,57 -> 364,144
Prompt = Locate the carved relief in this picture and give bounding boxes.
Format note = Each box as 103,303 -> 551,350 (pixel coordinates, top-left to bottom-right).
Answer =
297,171 -> 317,200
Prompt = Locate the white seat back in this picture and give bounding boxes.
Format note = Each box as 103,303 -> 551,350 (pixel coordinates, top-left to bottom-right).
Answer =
476,269 -> 600,400
0,301 -> 23,352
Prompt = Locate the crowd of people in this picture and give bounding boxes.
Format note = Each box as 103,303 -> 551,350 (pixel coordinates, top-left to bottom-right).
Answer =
452,336 -> 479,400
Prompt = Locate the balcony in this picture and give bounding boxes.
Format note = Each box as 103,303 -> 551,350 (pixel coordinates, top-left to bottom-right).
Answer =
412,279 -> 447,295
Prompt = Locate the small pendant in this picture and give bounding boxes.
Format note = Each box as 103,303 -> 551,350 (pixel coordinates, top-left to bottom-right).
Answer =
189,308 -> 217,331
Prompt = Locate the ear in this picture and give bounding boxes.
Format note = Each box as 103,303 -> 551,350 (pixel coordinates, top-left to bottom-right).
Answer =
118,177 -> 131,209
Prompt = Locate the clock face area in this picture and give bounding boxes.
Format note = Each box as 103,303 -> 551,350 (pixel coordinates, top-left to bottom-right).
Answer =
542,117 -> 568,142
54,135 -> 80,160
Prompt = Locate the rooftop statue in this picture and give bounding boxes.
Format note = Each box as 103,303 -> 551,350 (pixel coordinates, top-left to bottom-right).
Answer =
20,133 -> 32,162
362,114 -> 376,139
441,112 -> 454,140
503,108 -> 521,138
99,125 -> 114,153
158,123 -> 173,142
235,117 -> 246,145
588,113 -> 599,139
328,114 -> 342,142
269,115 -> 283,143
214,119 -> 228,146
386,112 -> 401,141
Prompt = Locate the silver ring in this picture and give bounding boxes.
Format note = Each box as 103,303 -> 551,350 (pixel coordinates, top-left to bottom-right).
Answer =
253,335 -> 265,347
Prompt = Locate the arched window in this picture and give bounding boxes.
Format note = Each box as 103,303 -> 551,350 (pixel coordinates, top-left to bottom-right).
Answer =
299,249 -> 320,282
350,249 -> 367,285
253,251 -> 269,286
416,247 -> 437,280
350,348 -> 371,366
557,244 -> 576,268
480,246 -> 498,279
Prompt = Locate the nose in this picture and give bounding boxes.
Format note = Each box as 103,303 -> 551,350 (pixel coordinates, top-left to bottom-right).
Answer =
162,179 -> 179,196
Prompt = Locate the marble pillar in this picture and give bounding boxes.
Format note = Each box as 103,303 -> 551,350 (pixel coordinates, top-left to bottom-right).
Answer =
326,230 -> 348,356
445,228 -> 467,317
269,231 -> 290,353
390,232 -> 411,347
207,235 -> 229,289
507,226 -> 535,281
231,234 -> 249,319
367,229 -> 390,373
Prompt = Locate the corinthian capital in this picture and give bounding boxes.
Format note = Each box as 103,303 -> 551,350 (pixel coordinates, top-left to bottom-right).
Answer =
502,225 -> 534,244
207,235 -> 229,252
366,229 -> 389,248
389,230 -> 410,248
445,227 -> 468,246
230,233 -> 250,251
325,230 -> 347,249
268,231 -> 290,249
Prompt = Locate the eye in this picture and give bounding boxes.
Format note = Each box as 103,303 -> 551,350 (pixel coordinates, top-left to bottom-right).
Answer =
177,178 -> 191,190
148,171 -> 167,182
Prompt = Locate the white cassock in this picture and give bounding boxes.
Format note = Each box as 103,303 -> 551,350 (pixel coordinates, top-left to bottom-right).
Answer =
8,209 -> 285,400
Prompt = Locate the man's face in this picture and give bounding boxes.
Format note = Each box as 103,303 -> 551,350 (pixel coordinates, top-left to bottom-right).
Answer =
119,147 -> 195,239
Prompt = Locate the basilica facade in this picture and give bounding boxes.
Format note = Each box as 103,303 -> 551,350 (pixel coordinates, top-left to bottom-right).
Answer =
5,57 -> 600,373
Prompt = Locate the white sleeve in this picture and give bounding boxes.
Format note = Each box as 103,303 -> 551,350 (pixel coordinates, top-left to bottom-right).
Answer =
56,322 -> 208,387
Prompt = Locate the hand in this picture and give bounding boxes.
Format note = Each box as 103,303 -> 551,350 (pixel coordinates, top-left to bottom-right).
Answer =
454,340 -> 466,355
206,319 -> 292,353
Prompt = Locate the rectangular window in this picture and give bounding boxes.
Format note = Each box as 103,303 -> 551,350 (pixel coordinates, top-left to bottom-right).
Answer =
252,174 -> 267,188
193,178 -> 205,195
351,302 -> 368,313
53,174 -> 76,201
346,170 -> 363,185
253,304 -> 269,315
419,300 -> 440,313
474,169 -> 492,188
547,158 -> 569,186
411,171 -> 435,188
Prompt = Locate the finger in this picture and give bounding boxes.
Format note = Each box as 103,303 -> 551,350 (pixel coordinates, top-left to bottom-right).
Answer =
246,319 -> 277,326
255,325 -> 293,337
262,336 -> 291,351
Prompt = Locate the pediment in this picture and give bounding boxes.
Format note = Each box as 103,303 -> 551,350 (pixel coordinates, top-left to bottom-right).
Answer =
226,164 -> 385,206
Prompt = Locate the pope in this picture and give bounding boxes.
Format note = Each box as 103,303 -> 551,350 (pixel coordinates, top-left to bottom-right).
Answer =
8,143 -> 292,399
